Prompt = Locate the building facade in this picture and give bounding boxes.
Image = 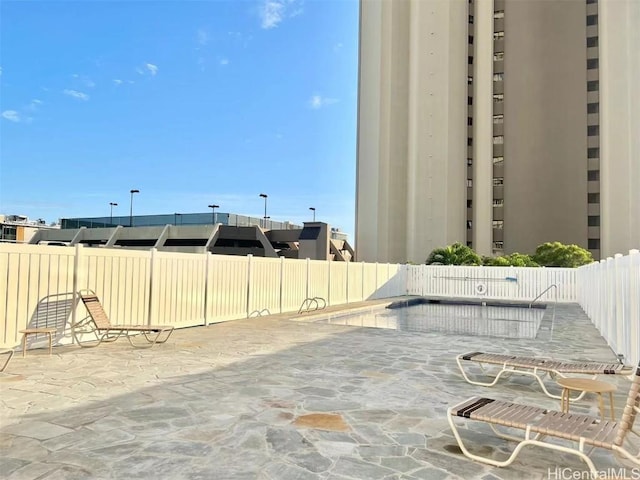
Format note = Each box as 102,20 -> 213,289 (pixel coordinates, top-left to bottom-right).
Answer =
356,0 -> 639,264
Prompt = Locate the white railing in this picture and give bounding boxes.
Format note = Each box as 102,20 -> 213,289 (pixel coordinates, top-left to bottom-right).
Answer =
0,244 -> 405,349
405,264 -> 577,302
577,249 -> 640,366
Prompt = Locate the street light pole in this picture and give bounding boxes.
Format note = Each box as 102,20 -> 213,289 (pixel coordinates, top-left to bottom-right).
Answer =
129,189 -> 139,227
259,193 -> 268,228
109,202 -> 118,224
309,207 -> 316,222
208,204 -> 219,225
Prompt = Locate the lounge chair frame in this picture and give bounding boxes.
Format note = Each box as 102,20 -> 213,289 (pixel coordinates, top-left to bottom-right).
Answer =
447,363 -> 640,476
457,351 -> 631,399
73,290 -> 174,348
0,349 -> 14,372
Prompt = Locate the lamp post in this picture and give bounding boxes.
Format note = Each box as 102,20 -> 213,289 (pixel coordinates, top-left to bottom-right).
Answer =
129,189 -> 139,227
109,202 -> 118,224
208,204 -> 219,225
259,193 -> 268,228
309,207 -> 316,222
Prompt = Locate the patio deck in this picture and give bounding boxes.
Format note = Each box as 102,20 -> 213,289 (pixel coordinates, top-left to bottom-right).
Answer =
0,301 -> 635,480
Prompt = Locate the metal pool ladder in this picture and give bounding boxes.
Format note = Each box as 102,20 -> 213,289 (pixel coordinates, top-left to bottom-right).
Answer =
529,284 -> 558,339
298,297 -> 326,314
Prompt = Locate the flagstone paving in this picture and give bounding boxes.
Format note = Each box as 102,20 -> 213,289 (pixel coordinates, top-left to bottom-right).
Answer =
0,301 -> 635,479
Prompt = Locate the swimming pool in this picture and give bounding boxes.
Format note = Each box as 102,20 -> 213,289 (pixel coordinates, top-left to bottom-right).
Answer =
314,302 -> 546,339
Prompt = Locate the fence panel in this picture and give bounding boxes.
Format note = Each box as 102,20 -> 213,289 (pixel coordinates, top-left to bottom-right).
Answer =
81,248 -> 151,327
249,257 -> 281,316
328,262 -> 348,306
308,260 -> 330,303
206,254 -> 249,322
281,258 -> 307,313
577,250 -> 639,366
0,244 -> 75,348
347,263 -> 364,302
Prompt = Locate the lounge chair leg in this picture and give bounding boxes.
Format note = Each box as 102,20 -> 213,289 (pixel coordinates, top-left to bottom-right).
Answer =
0,349 -> 14,372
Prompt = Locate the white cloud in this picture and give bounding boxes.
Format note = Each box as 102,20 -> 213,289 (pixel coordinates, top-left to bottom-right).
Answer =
197,28 -> 209,46
113,79 -> 123,85
259,0 -> 302,29
309,94 -> 338,109
26,99 -> 42,111
63,89 -> 89,101
145,63 -> 158,76
219,58 -> 229,66
136,67 -> 145,75
2,110 -> 20,122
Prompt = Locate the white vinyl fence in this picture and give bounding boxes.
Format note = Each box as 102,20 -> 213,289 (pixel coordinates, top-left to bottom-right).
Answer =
0,244 -> 405,349
577,250 -> 640,366
1,243 -> 637,363
406,264 -> 577,302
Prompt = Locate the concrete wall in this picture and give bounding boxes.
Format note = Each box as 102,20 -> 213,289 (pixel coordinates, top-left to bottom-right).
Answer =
503,0 -> 588,254
356,0 -> 467,264
599,0 -> 640,257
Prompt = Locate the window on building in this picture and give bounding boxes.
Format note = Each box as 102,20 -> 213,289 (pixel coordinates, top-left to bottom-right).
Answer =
587,36 -> 598,48
587,80 -> 599,91
493,52 -> 504,61
469,35 -> 474,44
467,158 -> 473,166
586,0 -> 597,4
467,179 -> 473,187
587,102 -> 599,114
588,170 -> 600,181
493,10 -> 504,19
467,220 -> 473,230
587,58 -> 599,69
467,199 -> 473,208
493,177 -> 504,186
493,135 -> 504,145
493,31 -> 505,40
493,73 -> 504,82
468,117 -> 473,126
493,156 -> 504,165
493,93 -> 504,103
588,147 -> 599,158
467,76 -> 473,84
468,96 -> 473,106
588,125 -> 599,136
493,199 -> 504,207
492,220 -> 504,229
588,193 -> 600,203
588,215 -> 600,226
588,238 -> 600,249
493,241 -> 504,249
587,15 -> 598,26
468,56 -> 474,65
469,15 -> 474,24
467,241 -> 473,247
467,137 -> 473,146
493,114 -> 504,124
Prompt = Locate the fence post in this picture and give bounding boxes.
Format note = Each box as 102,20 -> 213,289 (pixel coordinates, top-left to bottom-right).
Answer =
246,254 -> 253,317
203,251 -> 211,326
305,257 -> 310,301
629,250 -> 640,365
147,248 -> 156,327
361,262 -> 365,301
279,256 -> 284,314
327,260 -> 331,307
71,244 -> 85,341
346,261 -> 349,304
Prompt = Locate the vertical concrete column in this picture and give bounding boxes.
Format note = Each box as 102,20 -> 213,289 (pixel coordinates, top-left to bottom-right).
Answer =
472,0 -> 494,256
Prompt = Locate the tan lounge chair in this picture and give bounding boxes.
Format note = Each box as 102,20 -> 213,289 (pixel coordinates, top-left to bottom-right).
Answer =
73,290 -> 174,348
448,362 -> 640,475
457,351 -> 631,399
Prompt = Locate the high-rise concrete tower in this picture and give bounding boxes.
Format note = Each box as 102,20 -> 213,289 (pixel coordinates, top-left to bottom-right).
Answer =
356,0 -> 639,263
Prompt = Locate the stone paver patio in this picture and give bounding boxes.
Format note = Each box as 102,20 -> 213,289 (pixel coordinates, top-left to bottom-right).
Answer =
0,300 -> 635,480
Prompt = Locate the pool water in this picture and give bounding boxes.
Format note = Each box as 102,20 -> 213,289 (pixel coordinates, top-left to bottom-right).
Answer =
315,303 -> 546,339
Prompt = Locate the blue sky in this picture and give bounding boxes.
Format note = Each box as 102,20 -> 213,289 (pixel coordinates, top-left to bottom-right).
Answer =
0,0 -> 360,235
